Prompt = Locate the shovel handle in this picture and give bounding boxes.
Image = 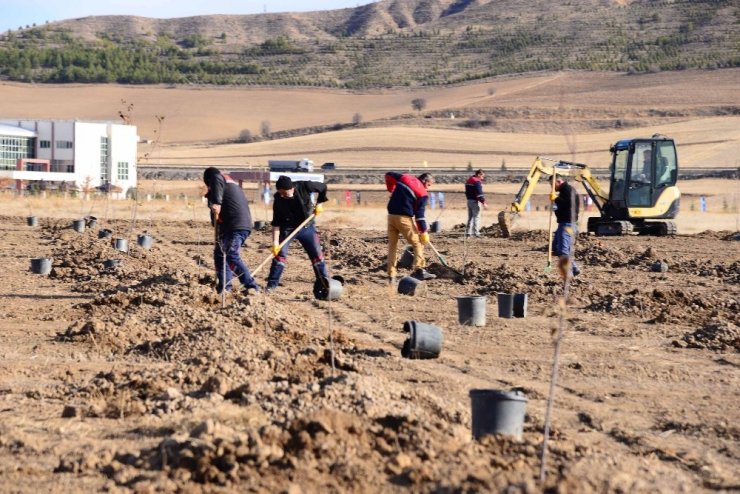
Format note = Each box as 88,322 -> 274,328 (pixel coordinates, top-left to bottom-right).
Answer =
547,173 -> 556,267
427,240 -> 445,263
252,214 -> 315,277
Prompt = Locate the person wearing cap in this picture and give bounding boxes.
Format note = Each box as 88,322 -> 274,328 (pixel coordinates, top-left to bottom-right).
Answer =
266,175 -> 329,293
203,166 -> 260,294
465,169 -> 488,237
385,172 -> 436,283
550,176 -> 580,278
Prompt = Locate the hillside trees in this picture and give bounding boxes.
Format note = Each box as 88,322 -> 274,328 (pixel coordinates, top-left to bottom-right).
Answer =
0,0 -> 738,88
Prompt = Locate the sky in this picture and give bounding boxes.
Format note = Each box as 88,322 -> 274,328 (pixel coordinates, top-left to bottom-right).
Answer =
1,0 -> 378,33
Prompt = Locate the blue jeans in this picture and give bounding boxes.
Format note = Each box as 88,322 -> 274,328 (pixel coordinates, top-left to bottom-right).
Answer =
214,229 -> 258,292
267,223 -> 328,289
466,200 -> 482,236
552,222 -> 579,273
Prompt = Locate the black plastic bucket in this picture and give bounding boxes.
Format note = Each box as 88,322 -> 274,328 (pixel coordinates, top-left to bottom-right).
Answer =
314,276 -> 343,301
103,259 -> 121,269
72,219 -> 85,233
513,293 -> 528,318
430,221 -> 442,233
456,295 -> 486,326
26,216 -> 37,227
30,257 -> 52,275
397,246 -> 414,269
401,321 -> 443,359
137,234 -> 153,249
497,293 -> 514,318
85,216 -> 97,228
254,220 -> 266,230
98,228 -> 113,239
469,389 -> 527,440
397,276 -> 421,296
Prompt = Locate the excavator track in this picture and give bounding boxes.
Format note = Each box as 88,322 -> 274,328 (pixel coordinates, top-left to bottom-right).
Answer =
588,219 -> 634,236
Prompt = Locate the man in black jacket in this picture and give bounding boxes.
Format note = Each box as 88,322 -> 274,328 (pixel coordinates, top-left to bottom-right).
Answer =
550,176 -> 581,278
203,167 -> 260,294
266,175 -> 328,292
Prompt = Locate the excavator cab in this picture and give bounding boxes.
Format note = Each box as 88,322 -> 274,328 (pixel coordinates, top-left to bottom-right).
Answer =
593,136 -> 680,235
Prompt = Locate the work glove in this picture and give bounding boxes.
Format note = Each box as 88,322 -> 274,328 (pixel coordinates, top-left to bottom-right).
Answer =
419,232 -> 430,244
270,245 -> 281,257
314,204 -> 323,216
549,192 -> 558,202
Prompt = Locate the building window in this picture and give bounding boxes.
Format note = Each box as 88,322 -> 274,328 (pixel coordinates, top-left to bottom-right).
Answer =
117,161 -> 129,180
39,140 -> 51,149
0,135 -> 34,170
100,137 -> 109,183
55,140 -> 73,149
51,159 -> 74,173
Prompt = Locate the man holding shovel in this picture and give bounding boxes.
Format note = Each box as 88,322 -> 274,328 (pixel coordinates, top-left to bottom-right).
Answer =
265,175 -> 329,293
550,176 -> 581,278
203,167 -> 260,295
385,171 -> 437,283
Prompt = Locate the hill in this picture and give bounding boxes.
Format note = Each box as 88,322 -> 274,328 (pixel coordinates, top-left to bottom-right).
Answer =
0,0 -> 737,88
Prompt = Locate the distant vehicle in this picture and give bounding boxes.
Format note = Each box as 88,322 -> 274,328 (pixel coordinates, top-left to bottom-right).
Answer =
268,158 -> 314,173
321,162 -> 337,170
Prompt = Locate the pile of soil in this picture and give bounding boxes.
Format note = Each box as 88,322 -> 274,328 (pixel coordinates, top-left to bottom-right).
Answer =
680,319 -> 740,352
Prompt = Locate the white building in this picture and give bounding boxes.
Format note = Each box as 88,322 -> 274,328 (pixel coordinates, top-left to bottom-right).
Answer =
0,120 -> 138,195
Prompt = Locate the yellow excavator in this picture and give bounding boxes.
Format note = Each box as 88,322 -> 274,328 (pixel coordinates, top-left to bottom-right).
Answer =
499,135 -> 681,236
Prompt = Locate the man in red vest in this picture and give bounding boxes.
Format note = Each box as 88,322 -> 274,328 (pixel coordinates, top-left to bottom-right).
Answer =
385,172 -> 436,283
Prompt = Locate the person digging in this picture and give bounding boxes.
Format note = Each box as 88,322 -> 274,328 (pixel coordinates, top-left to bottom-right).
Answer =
385,171 -> 437,284
265,175 -> 329,293
203,166 -> 260,295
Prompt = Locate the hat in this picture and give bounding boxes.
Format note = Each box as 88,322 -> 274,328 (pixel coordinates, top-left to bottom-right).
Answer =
203,166 -> 220,184
276,175 -> 293,190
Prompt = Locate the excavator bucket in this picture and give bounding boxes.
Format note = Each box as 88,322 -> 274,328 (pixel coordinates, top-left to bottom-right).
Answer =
498,211 -> 512,238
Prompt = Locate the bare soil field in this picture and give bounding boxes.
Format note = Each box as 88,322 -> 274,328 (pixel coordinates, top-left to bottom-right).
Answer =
2,69 -> 738,168
1,69 -> 738,492
0,204 -> 738,492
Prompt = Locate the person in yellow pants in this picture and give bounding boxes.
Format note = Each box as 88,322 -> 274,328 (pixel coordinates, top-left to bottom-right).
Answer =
385,172 -> 436,283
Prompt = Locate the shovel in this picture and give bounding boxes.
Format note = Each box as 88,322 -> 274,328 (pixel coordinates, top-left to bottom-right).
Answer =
252,213 -> 316,277
546,173 -> 556,273
427,240 -> 463,276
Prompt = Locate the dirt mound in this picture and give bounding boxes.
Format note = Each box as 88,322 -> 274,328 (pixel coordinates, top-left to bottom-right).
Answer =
326,233 -> 385,273
98,405 -> 550,492
585,287 -> 739,327
679,319 -> 740,352
577,237 -> 632,267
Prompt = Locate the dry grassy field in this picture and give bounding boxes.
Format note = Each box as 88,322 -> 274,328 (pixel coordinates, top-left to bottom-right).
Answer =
2,69 -> 738,169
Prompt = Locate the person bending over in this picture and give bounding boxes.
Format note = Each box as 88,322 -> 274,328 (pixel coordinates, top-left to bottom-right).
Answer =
203,166 -> 260,294
385,171 -> 436,283
266,175 -> 328,293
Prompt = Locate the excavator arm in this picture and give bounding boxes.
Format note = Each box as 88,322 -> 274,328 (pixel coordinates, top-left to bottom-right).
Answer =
498,157 -> 610,237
